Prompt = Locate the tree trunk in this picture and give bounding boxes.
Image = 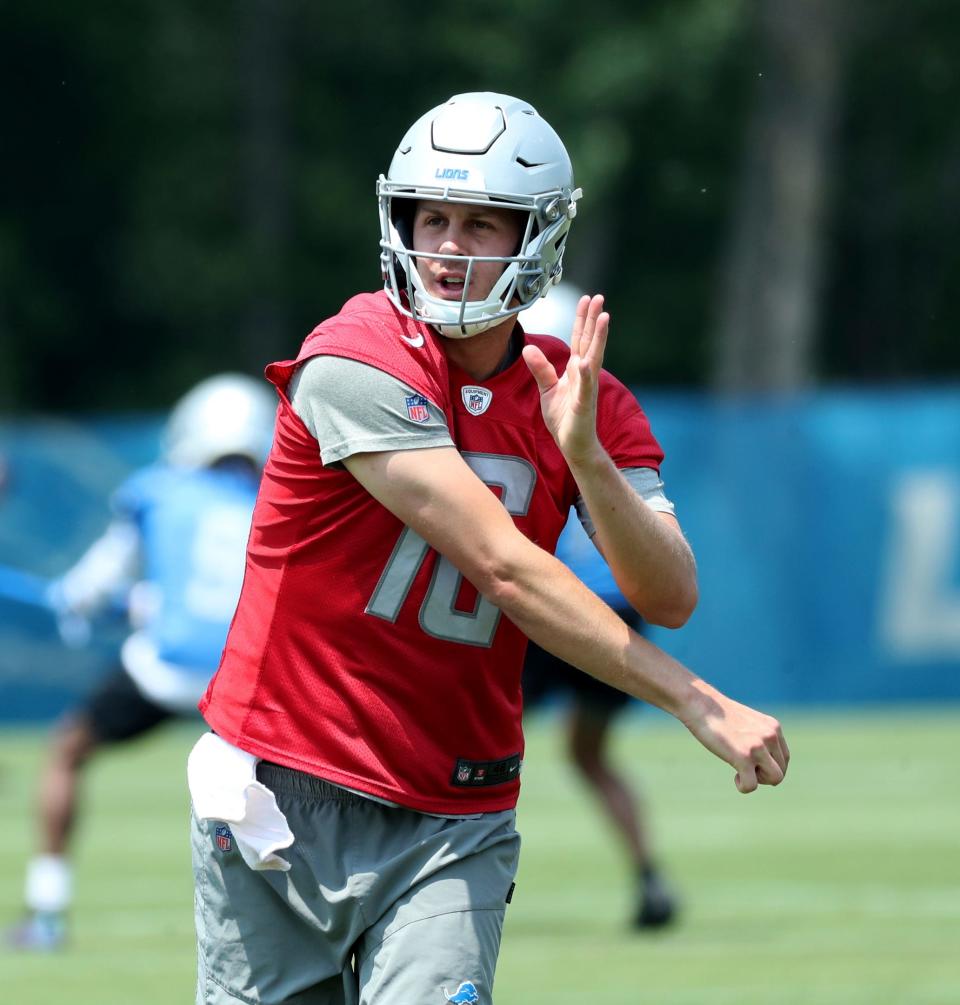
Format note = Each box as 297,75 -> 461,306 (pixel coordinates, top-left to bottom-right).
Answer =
713,0 -> 852,392
238,0 -> 290,368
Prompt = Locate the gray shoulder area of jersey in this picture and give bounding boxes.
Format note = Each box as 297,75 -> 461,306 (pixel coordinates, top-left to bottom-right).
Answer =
289,356 -> 676,520
288,354 -> 453,466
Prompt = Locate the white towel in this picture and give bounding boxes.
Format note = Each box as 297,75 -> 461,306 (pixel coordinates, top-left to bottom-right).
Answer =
187,732 -> 294,872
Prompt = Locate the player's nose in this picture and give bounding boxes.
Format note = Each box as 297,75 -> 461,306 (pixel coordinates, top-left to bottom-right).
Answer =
438,230 -> 467,255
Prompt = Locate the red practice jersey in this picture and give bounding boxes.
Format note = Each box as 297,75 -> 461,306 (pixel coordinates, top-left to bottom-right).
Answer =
200,291 -> 664,814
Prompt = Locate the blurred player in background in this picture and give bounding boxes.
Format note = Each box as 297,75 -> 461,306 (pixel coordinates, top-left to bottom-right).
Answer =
6,373 -> 275,951
521,285 -> 677,929
189,92 -> 787,1005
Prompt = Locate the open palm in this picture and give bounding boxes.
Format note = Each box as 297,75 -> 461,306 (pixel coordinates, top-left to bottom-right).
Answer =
521,293 -> 610,464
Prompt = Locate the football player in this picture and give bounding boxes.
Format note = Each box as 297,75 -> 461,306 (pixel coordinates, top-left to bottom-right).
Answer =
189,93 -> 788,1005
8,374 -> 274,951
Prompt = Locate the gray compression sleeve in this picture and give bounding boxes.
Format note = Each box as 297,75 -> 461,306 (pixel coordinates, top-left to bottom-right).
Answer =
574,468 -> 676,538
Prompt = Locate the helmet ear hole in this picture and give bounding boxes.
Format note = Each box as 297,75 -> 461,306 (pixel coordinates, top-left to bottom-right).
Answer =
392,199 -> 416,249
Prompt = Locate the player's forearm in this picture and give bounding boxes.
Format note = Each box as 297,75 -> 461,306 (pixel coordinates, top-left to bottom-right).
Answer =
482,536 -> 704,718
483,535 -> 788,794
567,448 -> 698,627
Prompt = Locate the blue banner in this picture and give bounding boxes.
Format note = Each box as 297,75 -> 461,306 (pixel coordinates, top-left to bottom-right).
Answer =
0,416 -> 160,720
642,387 -> 960,705
1,387 -> 958,721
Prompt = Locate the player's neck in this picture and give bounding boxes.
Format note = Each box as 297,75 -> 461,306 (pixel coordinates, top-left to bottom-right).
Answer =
439,317 -> 520,381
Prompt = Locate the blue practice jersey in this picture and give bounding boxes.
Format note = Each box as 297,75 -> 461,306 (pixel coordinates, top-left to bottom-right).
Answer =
113,465 -> 258,674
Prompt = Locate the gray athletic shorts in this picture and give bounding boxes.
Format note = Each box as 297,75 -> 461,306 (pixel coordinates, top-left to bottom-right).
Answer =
191,763 -> 521,1005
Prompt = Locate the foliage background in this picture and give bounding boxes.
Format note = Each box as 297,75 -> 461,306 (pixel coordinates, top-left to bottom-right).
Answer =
4,1 -> 960,412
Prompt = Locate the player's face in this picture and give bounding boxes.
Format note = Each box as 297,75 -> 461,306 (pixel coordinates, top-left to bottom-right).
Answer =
411,201 -> 523,305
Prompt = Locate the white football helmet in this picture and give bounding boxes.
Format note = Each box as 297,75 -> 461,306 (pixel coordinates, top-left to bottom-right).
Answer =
378,92 -> 582,339
163,373 -> 276,470
520,281 -> 586,346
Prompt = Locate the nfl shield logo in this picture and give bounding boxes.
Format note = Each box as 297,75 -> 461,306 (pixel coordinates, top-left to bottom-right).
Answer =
405,394 -> 430,423
461,385 -> 493,416
457,763 -> 472,783
215,824 -> 233,853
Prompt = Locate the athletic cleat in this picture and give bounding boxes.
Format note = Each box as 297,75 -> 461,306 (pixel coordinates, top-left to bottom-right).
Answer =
634,870 -> 678,930
5,912 -> 67,952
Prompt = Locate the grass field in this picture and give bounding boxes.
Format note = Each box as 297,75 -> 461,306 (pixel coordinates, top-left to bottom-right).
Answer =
1,707 -> 957,1005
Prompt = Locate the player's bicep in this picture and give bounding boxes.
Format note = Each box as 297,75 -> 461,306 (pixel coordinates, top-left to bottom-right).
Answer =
343,446 -> 521,576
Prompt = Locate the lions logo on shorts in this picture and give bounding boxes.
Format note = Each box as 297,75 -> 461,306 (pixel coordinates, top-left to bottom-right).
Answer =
443,981 -> 479,1003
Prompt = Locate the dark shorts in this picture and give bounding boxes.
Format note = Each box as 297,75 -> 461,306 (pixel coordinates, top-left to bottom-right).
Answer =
82,665 -> 175,743
522,608 -> 644,716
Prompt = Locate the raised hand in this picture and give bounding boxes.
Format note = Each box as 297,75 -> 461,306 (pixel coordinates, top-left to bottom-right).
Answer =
521,294 -> 610,465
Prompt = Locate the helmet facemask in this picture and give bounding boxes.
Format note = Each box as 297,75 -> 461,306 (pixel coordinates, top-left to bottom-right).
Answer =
378,93 -> 581,339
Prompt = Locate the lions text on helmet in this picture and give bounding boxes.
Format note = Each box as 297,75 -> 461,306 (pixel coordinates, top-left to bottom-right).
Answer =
378,92 -> 582,339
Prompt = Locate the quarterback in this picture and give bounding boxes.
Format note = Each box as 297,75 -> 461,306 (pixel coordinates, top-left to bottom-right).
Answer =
189,92 -> 789,1005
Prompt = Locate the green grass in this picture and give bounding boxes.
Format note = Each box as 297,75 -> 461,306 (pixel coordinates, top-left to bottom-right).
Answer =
1,708 -> 958,1004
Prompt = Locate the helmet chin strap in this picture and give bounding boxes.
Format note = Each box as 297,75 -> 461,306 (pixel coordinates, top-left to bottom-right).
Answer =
414,293 -> 519,339
436,322 -> 497,339
418,302 -> 504,339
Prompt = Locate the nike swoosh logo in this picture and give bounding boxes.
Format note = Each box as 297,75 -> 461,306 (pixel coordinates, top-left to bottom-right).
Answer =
401,332 -> 425,348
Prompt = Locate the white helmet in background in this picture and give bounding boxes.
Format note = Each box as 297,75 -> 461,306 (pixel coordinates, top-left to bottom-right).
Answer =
520,281 -> 586,346
163,373 -> 276,470
378,92 -> 582,339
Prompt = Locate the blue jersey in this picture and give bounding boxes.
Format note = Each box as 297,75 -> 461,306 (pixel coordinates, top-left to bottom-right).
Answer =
554,509 -> 627,610
113,465 -> 258,673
